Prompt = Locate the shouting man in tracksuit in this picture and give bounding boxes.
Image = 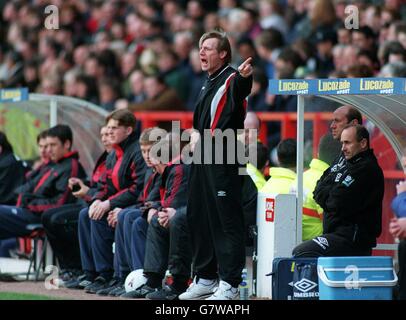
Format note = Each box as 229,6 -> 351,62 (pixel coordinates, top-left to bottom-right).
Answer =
179,30 -> 253,300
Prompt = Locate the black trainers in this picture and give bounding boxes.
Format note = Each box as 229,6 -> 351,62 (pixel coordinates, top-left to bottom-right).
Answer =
146,285 -> 182,300
64,274 -> 94,290
59,269 -> 81,285
96,278 -> 123,296
120,284 -> 158,299
108,285 -> 126,297
85,276 -> 111,294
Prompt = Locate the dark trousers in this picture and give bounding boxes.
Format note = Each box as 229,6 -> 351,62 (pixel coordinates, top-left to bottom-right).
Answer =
115,208 -> 142,279
292,233 -> 372,257
144,208 -> 191,280
78,207 -> 96,277
0,205 -> 41,239
398,239 -> 406,300
187,164 -> 245,288
41,203 -> 85,270
78,207 -> 115,279
129,215 -> 148,270
0,238 -> 17,257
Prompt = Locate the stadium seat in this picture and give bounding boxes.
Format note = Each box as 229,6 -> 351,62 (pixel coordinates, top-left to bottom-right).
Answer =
25,224 -> 48,281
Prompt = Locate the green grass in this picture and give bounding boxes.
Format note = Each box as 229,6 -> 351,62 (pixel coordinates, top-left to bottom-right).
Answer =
0,292 -> 61,300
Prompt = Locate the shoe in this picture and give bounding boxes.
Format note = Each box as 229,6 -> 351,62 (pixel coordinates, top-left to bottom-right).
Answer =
64,274 -> 93,290
120,284 -> 158,299
85,276 -> 111,294
205,280 -> 238,300
96,278 -> 123,296
146,285 -> 182,300
178,277 -> 218,300
108,285 -> 126,297
59,269 -> 81,286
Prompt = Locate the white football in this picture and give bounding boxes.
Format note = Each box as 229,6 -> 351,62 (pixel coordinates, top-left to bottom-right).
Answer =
124,269 -> 147,292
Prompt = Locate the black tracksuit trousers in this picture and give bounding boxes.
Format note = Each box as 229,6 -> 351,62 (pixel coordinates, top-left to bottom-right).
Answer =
144,208 -> 192,281
41,203 -> 84,270
187,164 -> 245,288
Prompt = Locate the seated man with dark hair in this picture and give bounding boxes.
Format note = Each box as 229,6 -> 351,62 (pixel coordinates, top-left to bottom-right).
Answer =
42,126 -> 111,283
0,124 -> 86,240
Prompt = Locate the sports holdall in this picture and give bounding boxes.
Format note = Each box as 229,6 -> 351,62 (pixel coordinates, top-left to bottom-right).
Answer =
269,257 -> 319,300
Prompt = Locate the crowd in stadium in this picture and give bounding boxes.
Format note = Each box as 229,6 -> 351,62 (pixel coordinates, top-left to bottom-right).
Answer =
0,0 -> 406,300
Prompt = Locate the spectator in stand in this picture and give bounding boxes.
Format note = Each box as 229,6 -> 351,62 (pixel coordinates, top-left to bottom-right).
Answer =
292,0 -> 338,41
0,125 -> 86,239
379,61 -> 406,77
247,68 -> 269,112
98,78 -> 121,112
185,48 -> 206,111
22,60 -> 40,92
75,74 -> 99,104
0,50 -> 23,88
126,69 -> 146,104
313,26 -> 337,78
346,64 -> 375,78
254,28 -> 284,80
128,74 -> 185,111
157,49 -> 189,103
352,26 -> 377,54
236,37 -> 266,70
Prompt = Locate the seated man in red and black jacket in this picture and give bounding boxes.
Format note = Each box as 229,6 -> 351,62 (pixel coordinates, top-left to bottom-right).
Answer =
41,125 -> 112,281
0,124 -> 86,239
77,109 -> 146,293
122,139 -> 191,299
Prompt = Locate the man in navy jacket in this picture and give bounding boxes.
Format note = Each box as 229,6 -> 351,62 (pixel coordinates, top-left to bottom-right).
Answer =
77,109 -> 146,293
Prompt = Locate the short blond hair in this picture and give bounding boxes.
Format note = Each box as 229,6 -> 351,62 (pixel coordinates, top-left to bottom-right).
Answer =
139,127 -> 167,146
199,30 -> 232,64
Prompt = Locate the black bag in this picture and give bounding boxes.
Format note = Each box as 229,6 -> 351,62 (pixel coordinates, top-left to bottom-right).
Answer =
270,258 -> 318,300
292,262 -> 319,300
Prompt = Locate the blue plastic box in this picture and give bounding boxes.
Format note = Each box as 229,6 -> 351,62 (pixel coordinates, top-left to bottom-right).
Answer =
317,256 -> 397,300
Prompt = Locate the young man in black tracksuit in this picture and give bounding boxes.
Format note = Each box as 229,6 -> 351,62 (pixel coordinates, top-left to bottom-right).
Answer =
92,127 -> 165,297
179,30 -> 253,300
77,110 -> 146,293
293,124 -> 384,257
42,126 -> 111,281
0,125 -> 86,239
124,140 -> 190,299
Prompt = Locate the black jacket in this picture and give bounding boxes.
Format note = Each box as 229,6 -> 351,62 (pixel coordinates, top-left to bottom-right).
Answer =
0,151 -> 28,205
83,151 -> 108,203
314,149 -> 384,248
92,132 -> 146,209
15,151 -> 87,213
138,167 -> 161,204
193,64 -> 252,164
151,162 -> 190,210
